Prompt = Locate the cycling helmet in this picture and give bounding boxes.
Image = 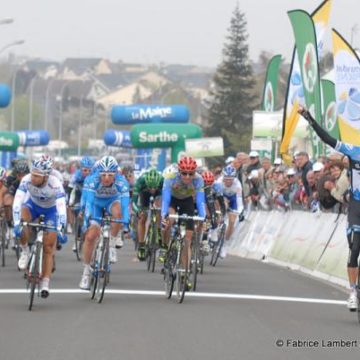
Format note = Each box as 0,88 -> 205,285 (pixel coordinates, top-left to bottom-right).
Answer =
0,167 -> 6,181
222,165 -> 237,178
14,160 -> 30,174
40,154 -> 54,168
178,156 -> 197,172
31,158 -> 52,175
62,172 -> 71,183
98,156 -> 118,173
80,156 -> 95,169
144,169 -> 162,188
202,171 -> 215,186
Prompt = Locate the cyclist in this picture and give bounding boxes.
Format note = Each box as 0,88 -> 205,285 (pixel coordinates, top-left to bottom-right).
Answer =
39,154 -> 64,184
201,170 -> 226,248
68,156 -> 94,246
298,106 -> 360,311
79,156 -> 130,290
13,157 -> 67,298
0,160 -> 30,245
132,168 -> 163,261
215,165 -> 244,258
161,156 -> 206,287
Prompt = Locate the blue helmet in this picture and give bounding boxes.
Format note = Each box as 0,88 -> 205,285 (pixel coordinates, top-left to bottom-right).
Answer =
98,156 -> 118,173
80,156 -> 95,169
222,165 -> 236,178
32,158 -> 52,175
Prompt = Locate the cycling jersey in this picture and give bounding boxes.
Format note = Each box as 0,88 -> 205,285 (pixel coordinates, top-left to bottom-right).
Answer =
83,172 -> 130,224
161,171 -> 205,218
12,174 -> 67,229
132,174 -> 163,211
215,176 -> 244,213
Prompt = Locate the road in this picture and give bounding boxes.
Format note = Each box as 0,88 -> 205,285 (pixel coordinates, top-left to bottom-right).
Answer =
0,236 -> 358,360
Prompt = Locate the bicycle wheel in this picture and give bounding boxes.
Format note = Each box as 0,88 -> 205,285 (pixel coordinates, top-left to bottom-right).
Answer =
190,234 -> 199,291
176,240 -> 188,304
74,218 -> 83,261
164,244 -> 176,299
90,248 -> 100,300
28,243 -> 41,311
211,224 -> 226,267
357,275 -> 360,323
1,220 -> 6,267
147,223 -> 157,273
95,238 -> 109,303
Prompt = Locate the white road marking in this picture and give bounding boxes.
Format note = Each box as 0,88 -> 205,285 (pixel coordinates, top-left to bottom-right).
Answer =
0,289 -> 347,305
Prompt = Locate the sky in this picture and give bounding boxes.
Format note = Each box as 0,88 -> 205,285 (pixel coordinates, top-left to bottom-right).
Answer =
0,0 -> 359,67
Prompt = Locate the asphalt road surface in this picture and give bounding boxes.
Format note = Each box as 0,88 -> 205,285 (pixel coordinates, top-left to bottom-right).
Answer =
0,235 -> 358,360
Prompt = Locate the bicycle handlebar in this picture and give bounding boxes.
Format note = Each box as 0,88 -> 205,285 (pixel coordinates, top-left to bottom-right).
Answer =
21,221 -> 57,231
90,216 -> 127,224
168,214 -> 204,222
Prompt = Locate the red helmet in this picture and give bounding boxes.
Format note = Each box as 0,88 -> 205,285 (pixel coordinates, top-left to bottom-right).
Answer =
202,171 -> 215,186
178,156 -> 197,172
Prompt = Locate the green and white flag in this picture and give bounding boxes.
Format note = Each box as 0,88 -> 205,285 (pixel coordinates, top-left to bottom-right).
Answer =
288,10 -> 323,157
321,79 -> 340,140
261,54 -> 282,112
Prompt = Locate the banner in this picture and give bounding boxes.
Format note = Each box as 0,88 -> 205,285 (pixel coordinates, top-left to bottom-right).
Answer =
321,79 -> 340,140
17,130 -> 50,147
261,55 -> 282,112
332,29 -> 360,145
281,0 -> 332,158
288,10 -> 323,157
111,105 -> 189,125
103,129 -> 133,148
0,132 -> 19,151
185,137 -> 224,158
0,84 -> 11,108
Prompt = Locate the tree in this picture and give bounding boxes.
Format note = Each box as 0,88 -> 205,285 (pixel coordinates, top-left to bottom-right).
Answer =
205,4 -> 256,156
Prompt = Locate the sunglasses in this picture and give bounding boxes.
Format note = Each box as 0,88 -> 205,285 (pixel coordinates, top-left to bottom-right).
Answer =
181,171 -> 195,177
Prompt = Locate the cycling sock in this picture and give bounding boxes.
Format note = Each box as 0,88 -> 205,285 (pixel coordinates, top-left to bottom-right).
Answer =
20,244 -> 29,253
83,264 -> 91,275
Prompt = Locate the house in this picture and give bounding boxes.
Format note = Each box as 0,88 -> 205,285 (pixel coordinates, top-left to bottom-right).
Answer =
58,58 -> 112,80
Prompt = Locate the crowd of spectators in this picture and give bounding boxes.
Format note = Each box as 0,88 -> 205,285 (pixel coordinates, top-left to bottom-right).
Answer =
211,150 -> 350,214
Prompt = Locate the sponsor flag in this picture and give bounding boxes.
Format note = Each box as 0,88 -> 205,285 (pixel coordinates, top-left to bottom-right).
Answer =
332,29 -> 360,145
281,0 -> 332,159
261,55 -> 282,112
321,79 -> 340,140
288,10 -> 323,157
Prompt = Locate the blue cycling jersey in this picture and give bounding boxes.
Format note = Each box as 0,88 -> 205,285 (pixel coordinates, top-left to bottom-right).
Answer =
83,172 -> 130,224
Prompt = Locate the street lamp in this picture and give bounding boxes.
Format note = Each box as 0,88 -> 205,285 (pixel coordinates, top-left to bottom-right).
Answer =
57,82 -> 69,157
0,18 -> 14,25
0,39 -> 25,56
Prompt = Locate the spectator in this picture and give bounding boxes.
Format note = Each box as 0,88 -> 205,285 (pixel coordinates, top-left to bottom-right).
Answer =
296,151 -> 313,196
326,161 -> 350,204
313,162 -> 325,182
246,151 -> 261,178
285,168 -> 300,209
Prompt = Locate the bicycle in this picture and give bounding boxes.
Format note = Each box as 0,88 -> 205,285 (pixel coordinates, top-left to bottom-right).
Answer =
89,213 -> 125,303
144,196 -> 161,272
164,214 -> 203,303
189,223 -> 205,291
20,215 -> 57,311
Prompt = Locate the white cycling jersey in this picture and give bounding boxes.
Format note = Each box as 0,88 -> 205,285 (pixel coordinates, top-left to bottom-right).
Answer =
215,176 -> 244,213
13,174 -> 67,226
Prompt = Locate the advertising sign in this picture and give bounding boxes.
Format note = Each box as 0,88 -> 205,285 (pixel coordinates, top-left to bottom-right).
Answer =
17,130 -> 50,147
112,105 -> 189,125
185,137 -> 224,157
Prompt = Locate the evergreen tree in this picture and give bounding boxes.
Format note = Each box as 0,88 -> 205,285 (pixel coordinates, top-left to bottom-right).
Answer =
206,4 -> 256,155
